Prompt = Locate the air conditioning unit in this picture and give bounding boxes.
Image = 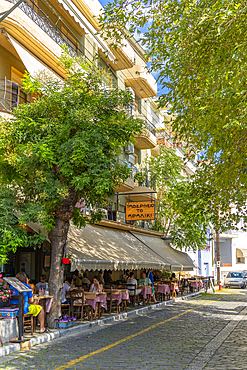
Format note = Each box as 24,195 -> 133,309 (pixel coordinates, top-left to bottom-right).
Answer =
128,154 -> 136,165
124,143 -> 135,154
126,86 -> 135,100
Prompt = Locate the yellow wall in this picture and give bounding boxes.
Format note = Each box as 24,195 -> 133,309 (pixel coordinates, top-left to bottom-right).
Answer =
0,45 -> 25,81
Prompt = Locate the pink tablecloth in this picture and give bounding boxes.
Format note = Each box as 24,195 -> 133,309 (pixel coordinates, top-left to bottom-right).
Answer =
45,298 -> 53,313
156,285 -> 170,295
170,284 -> 179,293
121,290 -> 130,303
86,294 -> 107,311
190,282 -> 199,288
141,286 -> 153,299
199,281 -> 204,287
107,291 -> 130,305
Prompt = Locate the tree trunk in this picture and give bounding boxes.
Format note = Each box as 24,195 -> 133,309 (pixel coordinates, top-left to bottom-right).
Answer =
47,217 -> 70,328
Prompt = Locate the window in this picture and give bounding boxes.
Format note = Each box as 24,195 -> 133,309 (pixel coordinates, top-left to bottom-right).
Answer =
98,58 -> 117,89
11,67 -> 31,107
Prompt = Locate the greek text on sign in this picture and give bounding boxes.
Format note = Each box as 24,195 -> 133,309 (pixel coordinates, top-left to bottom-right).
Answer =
126,201 -> 155,221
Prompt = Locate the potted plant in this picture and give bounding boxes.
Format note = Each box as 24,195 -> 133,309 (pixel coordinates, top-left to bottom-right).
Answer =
62,254 -> 72,265
0,274 -> 11,308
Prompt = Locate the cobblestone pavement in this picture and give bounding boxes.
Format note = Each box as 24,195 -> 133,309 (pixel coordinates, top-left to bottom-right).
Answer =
1,290 -> 247,370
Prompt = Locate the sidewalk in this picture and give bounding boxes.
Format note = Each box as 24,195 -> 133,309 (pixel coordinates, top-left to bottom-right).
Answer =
0,290 -> 202,357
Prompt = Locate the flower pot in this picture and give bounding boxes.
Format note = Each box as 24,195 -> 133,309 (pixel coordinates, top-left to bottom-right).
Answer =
62,258 -> 70,265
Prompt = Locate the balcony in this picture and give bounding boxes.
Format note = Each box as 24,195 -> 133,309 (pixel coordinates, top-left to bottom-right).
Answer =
0,79 -> 30,113
115,177 -> 135,193
106,40 -> 135,71
124,65 -> 157,98
135,115 -> 157,149
6,0 -> 81,57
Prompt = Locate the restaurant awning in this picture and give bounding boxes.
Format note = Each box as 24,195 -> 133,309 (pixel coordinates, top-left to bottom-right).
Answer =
67,223 -> 170,271
131,232 -> 195,271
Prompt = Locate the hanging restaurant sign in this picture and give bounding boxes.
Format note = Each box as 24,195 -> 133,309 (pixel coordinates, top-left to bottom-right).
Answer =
126,201 -> 155,221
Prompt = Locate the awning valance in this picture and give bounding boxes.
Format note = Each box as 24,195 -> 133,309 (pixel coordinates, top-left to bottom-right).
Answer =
131,232 -> 195,271
67,224 -> 169,271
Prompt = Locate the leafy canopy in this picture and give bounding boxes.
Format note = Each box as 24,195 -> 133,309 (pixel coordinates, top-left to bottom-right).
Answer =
100,0 -> 247,215
0,52 -> 143,262
137,145 -> 247,250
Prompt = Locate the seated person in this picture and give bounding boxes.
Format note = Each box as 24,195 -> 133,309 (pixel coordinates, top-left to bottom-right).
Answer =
154,271 -> 160,282
103,269 -> 113,285
71,271 -> 82,287
138,271 -> 152,287
126,272 -> 141,295
36,274 -> 48,292
26,273 -> 36,294
138,271 -> 158,303
81,272 -> 91,288
62,275 -> 74,304
10,272 -> 47,333
89,276 -> 103,319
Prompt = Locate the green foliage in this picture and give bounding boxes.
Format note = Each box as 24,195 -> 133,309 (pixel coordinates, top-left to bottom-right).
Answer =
0,51 -> 143,262
100,0 -> 247,221
138,145 -> 246,250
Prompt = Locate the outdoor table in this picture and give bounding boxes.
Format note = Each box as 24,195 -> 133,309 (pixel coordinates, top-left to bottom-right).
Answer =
169,284 -> 179,298
120,290 -> 130,312
33,295 -> 54,327
140,286 -> 153,305
105,289 -> 130,313
188,280 -> 202,292
85,292 -> 107,320
155,284 -> 170,301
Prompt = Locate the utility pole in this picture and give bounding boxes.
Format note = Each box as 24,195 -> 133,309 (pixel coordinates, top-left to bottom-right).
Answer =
216,230 -> 220,283
0,0 -> 25,24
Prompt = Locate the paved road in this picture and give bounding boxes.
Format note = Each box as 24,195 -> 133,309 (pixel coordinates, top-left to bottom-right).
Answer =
1,290 -> 247,370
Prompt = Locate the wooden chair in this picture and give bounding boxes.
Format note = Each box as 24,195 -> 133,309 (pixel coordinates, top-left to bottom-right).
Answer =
69,290 -> 88,322
61,302 -> 70,316
106,288 -> 121,314
9,295 -> 35,335
126,284 -> 140,307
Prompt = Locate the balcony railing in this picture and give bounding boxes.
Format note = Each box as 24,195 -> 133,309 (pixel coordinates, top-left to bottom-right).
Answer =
0,79 -> 30,112
8,0 -> 83,56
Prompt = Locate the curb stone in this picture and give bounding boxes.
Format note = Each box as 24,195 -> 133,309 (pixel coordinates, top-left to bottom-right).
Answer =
0,290 -> 203,357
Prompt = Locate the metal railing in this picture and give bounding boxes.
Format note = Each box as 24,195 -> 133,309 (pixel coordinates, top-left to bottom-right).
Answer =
8,0 -> 83,56
0,79 -> 30,112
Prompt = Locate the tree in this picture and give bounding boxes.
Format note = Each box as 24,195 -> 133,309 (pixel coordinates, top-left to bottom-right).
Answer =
0,52 -> 142,326
136,145 -> 247,250
100,0 -> 247,213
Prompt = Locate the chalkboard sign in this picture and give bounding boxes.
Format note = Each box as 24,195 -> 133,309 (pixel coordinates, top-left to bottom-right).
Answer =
3,277 -> 32,292
3,277 -> 31,343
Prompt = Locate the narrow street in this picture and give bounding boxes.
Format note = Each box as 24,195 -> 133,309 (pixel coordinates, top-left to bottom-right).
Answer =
1,290 -> 247,370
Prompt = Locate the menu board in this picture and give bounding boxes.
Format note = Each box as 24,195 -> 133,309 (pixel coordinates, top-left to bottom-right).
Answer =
3,277 -> 32,293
